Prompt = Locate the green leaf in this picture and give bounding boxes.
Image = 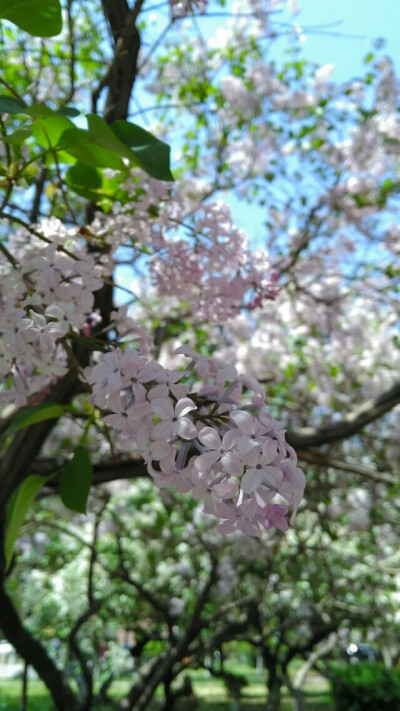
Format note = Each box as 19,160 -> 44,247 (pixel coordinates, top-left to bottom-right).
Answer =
111,121 -> 174,181
0,94 -> 26,114
56,126 -> 126,170
0,0 -> 62,37
32,115 -> 74,149
6,404 -> 65,434
52,116 -> 173,179
5,474 -> 47,570
65,161 -> 125,206
60,445 -> 92,514
67,161 -> 102,190
86,114 -> 135,162
24,104 -> 59,118
25,104 -> 79,119
58,106 -> 80,118
2,127 -> 31,144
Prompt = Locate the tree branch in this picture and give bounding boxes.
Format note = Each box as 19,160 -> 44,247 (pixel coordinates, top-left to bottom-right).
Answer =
94,0 -> 145,122
287,381 -> 400,449
0,368 -> 82,516
0,582 -> 79,711
297,450 -> 397,485
67,502 -> 108,711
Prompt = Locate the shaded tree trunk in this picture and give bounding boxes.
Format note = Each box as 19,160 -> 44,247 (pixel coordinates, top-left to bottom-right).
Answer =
100,0 -> 144,124
286,633 -> 338,711
163,671 -> 175,711
21,661 -> 29,711
288,684 -> 307,711
0,583 -> 80,711
265,664 -> 283,711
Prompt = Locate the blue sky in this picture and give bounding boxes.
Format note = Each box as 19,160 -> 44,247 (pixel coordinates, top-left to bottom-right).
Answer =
276,0 -> 400,78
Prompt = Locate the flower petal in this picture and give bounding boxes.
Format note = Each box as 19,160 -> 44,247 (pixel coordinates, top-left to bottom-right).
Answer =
241,469 -> 264,494
261,440 -> 278,464
198,426 -> 221,450
151,398 -> 174,419
217,520 -> 236,534
175,397 -> 197,418
263,466 -> 283,488
175,417 -> 197,440
230,410 -> 254,434
221,429 -> 239,450
152,420 -> 174,439
195,450 -> 221,471
220,451 -> 243,477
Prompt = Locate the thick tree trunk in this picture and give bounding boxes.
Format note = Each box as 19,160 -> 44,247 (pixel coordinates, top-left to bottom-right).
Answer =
0,363 -> 88,711
266,681 -> 282,711
21,661 -> 28,711
291,688 -> 308,711
0,366 -> 82,514
100,0 -> 144,124
265,666 -> 282,711
163,671 -> 175,711
0,584 -> 80,711
119,653 -> 175,711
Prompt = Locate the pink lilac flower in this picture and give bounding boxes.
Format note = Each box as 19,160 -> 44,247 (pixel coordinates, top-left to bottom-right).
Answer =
84,347 -> 305,536
195,427 -> 243,476
262,504 -> 289,531
241,441 -> 282,494
151,397 -> 198,440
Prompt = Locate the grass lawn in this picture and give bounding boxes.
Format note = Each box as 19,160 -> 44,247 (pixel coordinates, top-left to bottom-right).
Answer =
0,666 -> 334,710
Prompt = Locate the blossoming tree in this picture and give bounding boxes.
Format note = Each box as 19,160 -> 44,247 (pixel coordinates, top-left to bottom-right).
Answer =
0,1 -> 400,709
10,476 -> 399,711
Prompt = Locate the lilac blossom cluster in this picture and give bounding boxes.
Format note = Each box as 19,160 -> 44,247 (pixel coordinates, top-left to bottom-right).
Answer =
169,0 -> 208,18
86,345 -> 305,535
148,201 -> 280,321
94,173 -> 280,323
0,223 -> 102,407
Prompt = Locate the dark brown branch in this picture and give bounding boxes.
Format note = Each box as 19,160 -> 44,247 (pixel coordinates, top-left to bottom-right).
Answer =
298,450 -> 397,485
92,457 -> 148,484
94,0 -> 145,123
111,515 -> 173,621
275,199 -> 326,275
29,167 -> 48,223
16,456 -> 147,489
66,502 -> 107,711
0,369 -> 82,516
131,563 -> 218,711
119,655 -> 165,711
68,603 -> 101,711
287,381 -> 400,449
0,582 -> 79,711
64,0 -> 76,105
283,623 -> 338,668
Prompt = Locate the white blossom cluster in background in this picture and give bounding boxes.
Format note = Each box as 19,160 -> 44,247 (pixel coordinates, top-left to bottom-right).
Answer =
86,345 -> 305,536
0,223 -> 103,407
93,171 -> 280,323
169,0 -> 209,18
